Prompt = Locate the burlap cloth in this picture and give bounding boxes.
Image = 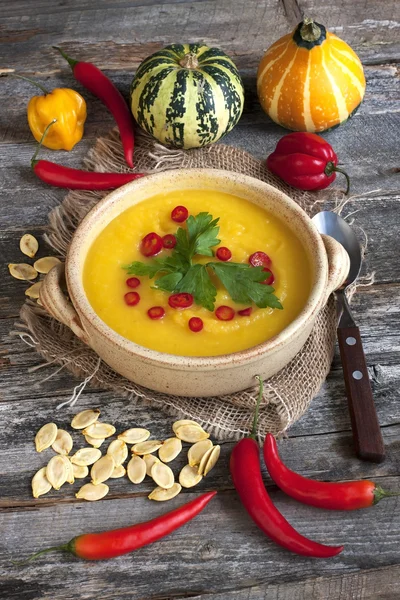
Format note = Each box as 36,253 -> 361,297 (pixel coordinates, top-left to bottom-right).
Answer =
18,128 -> 346,440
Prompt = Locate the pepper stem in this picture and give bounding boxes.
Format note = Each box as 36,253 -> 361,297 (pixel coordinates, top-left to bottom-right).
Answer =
11,544 -> 70,566
250,375 -> 264,439
179,52 -> 199,69
333,167 -> 351,195
373,485 -> 400,505
324,161 -> 351,195
8,73 -> 50,95
300,17 -> 322,43
53,46 -> 78,69
31,119 -> 57,166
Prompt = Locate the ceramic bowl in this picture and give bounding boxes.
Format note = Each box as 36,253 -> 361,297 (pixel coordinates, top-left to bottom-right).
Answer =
40,169 -> 349,397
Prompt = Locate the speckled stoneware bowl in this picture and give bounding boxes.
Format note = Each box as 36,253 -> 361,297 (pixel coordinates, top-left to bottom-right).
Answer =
40,169 -> 349,397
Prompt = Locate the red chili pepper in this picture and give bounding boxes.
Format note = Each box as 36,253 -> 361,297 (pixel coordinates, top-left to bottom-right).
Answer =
238,307 -> 252,316
124,291 -> 140,306
267,133 -> 350,194
140,232 -> 163,257
126,277 -> 140,288
249,252 -> 272,269
216,247 -> 232,261
230,378 -> 344,558
171,205 -> 189,223
54,46 -> 135,168
264,434 -> 399,510
189,317 -> 203,332
215,306 -> 235,321
162,234 -> 177,249
18,491 -> 217,562
148,306 -> 165,320
168,293 -> 194,309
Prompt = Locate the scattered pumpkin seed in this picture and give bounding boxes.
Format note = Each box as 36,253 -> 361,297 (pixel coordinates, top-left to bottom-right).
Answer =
158,437 -> 182,463
32,467 -> 52,498
179,464 -> 203,488
46,455 -> 68,490
20,233 -> 39,258
35,422 -> 58,452
33,256 -> 61,274
198,447 -> 214,476
110,464 -> 126,479
117,428 -> 151,444
64,456 -> 75,484
83,422 -> 116,439
25,281 -> 42,299
143,453 -> 160,477
203,445 -> 221,476
131,440 -> 163,455
151,462 -> 174,489
175,424 -> 210,444
71,408 -> 100,430
76,482 -> 109,502
107,439 -> 128,466
148,483 -> 182,502
51,429 -> 73,455
84,434 -> 104,448
188,439 -> 213,467
91,454 -> 115,485
127,455 -> 146,484
172,419 -> 203,434
72,464 -> 89,479
8,263 -> 38,281
71,447 -> 102,466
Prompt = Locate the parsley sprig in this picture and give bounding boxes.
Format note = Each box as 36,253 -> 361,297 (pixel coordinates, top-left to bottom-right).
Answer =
123,212 -> 283,312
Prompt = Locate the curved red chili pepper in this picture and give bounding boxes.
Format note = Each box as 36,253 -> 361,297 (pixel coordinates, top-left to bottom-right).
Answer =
54,46 -> 135,168
264,433 -> 399,510
230,379 -> 344,558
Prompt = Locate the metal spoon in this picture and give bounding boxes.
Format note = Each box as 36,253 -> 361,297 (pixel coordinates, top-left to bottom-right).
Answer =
312,211 -> 385,463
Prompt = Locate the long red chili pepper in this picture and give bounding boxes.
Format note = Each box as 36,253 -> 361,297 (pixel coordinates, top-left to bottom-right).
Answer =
264,433 -> 399,511
230,378 -> 344,558
54,46 -> 135,168
18,491 -> 216,562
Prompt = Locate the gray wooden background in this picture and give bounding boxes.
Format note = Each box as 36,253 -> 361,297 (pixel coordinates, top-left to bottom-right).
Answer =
0,1 -> 399,598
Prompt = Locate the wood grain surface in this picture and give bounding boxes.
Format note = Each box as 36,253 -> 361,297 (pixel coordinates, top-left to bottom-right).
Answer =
1,0 -> 399,598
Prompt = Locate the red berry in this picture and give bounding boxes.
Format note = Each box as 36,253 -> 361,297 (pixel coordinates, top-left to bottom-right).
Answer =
216,246 -> 232,261
140,232 -> 163,257
126,277 -> 140,288
249,251 -> 272,268
189,317 -> 203,332
168,293 -> 194,309
147,306 -> 165,320
171,205 -> 189,223
215,306 -> 235,321
261,269 -> 275,285
238,307 -> 252,316
124,292 -> 140,306
162,234 -> 177,249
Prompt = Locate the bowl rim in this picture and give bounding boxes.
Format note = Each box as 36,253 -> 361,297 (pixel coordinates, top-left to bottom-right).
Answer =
66,168 -> 328,368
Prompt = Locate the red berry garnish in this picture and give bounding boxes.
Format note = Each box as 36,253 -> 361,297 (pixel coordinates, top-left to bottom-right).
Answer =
171,205 -> 189,223
238,307 -> 252,316
249,251 -> 272,268
124,292 -> 140,306
126,277 -> 140,288
189,317 -> 203,332
147,306 -> 165,320
261,269 -> 275,285
216,246 -> 232,261
215,306 -> 235,321
162,234 -> 177,249
168,293 -> 194,309
140,232 -> 163,257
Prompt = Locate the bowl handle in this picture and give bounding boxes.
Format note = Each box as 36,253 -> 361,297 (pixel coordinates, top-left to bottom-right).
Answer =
321,234 -> 350,302
39,262 -> 90,346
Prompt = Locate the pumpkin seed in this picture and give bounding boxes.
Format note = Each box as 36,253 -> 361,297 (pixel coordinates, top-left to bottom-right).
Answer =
91,454 -> 115,485
143,453 -> 160,477
72,464 -> 89,479
151,462 -> 174,489
71,447 -> 102,466
20,233 -> 39,258
32,467 -> 52,498
107,439 -> 128,466
132,440 -> 163,455
64,456 -> 75,484
117,428 -> 150,444
188,439 -> 213,467
179,464 -> 203,488
198,447 -> 214,476
33,256 -> 61,274
25,281 -> 42,299
76,482 -> 109,502
83,422 -> 116,439
127,455 -> 146,484
110,464 -> 126,479
35,422 -> 58,452
46,455 -> 68,490
84,434 -> 105,449
8,263 -> 38,281
175,424 -> 210,444
71,408 -> 100,430
203,445 -> 221,476
37,297 -> 43,306
158,437 -> 182,463
148,483 -> 182,502
51,429 -> 73,455
172,419 -> 203,434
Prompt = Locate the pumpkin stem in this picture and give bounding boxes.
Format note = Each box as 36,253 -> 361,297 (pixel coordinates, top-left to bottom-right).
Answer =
179,52 -> 199,69
300,18 -> 322,43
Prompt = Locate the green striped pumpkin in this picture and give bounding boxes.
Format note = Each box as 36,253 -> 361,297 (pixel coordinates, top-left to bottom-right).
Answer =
130,44 -> 244,149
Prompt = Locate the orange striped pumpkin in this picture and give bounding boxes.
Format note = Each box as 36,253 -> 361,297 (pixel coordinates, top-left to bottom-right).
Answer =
257,18 -> 366,132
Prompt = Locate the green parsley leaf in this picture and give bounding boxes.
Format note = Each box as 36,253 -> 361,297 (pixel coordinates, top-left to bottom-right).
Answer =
123,261 -> 162,278
176,264 -> 217,311
154,272 -> 184,292
186,212 -> 221,257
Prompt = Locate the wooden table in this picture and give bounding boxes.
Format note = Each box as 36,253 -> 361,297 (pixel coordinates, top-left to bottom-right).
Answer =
1,1 -> 399,598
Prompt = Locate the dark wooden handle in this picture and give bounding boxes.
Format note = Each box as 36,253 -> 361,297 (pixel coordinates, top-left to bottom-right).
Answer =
337,325 -> 385,463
